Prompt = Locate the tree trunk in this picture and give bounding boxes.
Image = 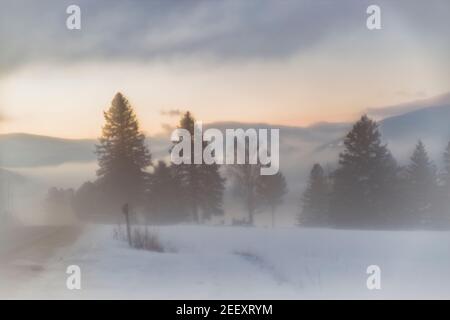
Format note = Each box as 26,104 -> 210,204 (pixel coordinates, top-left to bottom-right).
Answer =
122,203 -> 132,247
125,211 -> 132,247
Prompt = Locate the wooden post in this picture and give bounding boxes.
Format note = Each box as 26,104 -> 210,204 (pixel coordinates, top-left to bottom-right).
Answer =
122,203 -> 132,247
271,207 -> 275,229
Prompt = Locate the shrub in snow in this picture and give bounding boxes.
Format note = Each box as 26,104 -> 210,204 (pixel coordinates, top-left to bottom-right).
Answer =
113,225 -> 164,252
131,227 -> 164,252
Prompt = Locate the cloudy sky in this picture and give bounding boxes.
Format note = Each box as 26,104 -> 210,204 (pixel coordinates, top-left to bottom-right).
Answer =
0,0 -> 449,138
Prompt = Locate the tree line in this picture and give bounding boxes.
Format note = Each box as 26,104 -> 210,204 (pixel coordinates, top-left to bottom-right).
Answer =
45,92 -> 450,229
62,92 -> 287,226
300,115 -> 450,229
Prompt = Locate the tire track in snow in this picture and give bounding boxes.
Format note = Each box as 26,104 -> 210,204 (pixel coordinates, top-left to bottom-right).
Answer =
234,251 -> 288,285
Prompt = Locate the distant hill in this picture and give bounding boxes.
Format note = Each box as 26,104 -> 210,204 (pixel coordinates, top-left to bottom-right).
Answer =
1,92 -> 449,173
380,104 -> 450,162
0,133 -> 96,167
316,96 -> 450,164
0,122 -> 350,169
367,91 -> 450,119
381,104 -> 450,141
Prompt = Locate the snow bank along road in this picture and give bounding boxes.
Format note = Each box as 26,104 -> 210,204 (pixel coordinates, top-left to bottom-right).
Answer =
1,225 -> 450,299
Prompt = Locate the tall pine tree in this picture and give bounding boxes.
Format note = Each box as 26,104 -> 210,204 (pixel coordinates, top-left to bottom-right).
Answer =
331,115 -> 397,228
96,92 -> 151,210
299,163 -> 330,227
404,140 -> 437,227
171,112 -> 225,223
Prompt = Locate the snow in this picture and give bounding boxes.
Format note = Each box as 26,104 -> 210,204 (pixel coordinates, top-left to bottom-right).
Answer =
8,225 -> 450,299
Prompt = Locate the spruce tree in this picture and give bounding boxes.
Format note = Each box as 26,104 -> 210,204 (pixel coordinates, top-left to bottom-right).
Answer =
257,171 -> 288,228
331,115 -> 397,228
405,140 -> 437,226
299,163 -> 330,227
200,163 -> 226,220
171,112 -> 200,222
96,92 -> 151,210
171,112 -> 225,223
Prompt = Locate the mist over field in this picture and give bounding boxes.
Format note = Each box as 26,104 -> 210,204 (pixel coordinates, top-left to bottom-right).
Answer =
2,93 -> 450,226
1,0 -> 450,301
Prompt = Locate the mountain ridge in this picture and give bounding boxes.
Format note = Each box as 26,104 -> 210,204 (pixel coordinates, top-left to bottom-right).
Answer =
1,95 -> 449,167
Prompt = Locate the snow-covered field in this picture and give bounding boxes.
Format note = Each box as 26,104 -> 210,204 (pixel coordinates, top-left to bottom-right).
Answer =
6,225 -> 450,299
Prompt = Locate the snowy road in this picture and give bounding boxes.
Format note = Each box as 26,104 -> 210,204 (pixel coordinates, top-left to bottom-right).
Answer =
0,225 -> 82,299
1,225 -> 450,299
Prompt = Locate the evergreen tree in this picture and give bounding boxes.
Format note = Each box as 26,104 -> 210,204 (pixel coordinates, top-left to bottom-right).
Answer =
171,112 -> 200,222
95,92 -> 152,209
299,163 -> 330,227
331,115 -> 397,228
257,171 -> 288,228
200,163 -> 226,220
171,112 -> 225,223
405,140 -> 438,227
73,181 -> 107,220
146,161 -> 187,224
